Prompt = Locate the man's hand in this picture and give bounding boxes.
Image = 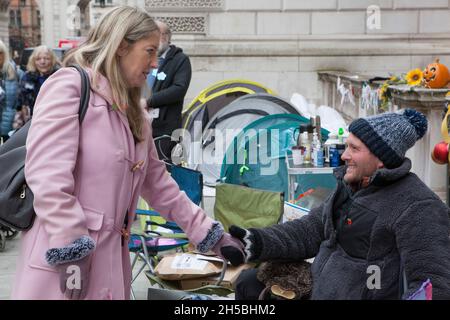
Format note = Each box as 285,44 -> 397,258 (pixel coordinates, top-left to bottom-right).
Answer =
220,225 -> 260,266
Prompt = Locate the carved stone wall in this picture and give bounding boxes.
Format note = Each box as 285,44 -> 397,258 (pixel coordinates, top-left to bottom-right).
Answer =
145,0 -> 222,33
145,0 -> 223,10
152,15 -> 206,34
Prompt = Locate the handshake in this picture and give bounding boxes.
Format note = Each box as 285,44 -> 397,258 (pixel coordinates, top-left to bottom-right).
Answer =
212,225 -> 261,266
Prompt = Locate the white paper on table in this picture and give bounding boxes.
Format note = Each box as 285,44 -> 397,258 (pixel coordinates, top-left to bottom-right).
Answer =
170,254 -> 208,270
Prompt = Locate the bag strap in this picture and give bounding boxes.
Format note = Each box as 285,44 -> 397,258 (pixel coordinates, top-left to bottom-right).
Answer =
69,64 -> 90,123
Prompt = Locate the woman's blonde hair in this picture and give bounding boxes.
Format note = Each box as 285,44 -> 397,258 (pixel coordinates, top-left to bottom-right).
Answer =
63,6 -> 159,142
26,45 -> 58,73
0,40 -> 17,80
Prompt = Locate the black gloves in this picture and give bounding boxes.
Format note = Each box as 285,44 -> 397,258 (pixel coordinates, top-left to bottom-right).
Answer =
220,225 -> 262,266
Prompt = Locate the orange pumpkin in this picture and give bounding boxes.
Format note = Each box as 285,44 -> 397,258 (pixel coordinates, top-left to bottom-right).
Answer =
423,58 -> 450,89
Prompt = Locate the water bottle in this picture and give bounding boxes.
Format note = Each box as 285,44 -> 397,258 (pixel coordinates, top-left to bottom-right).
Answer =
314,145 -> 324,167
330,146 -> 340,167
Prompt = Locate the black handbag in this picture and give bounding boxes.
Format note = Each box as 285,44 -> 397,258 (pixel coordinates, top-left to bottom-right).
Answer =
0,65 -> 90,231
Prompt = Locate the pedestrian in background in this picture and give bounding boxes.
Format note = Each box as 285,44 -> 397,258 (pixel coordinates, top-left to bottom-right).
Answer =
14,45 -> 60,129
0,40 -> 20,142
146,20 -> 192,163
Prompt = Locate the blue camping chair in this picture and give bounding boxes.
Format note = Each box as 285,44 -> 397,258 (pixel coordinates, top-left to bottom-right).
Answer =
129,165 -> 203,299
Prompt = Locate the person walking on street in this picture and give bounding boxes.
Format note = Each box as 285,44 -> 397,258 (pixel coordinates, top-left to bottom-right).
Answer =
0,40 -> 20,142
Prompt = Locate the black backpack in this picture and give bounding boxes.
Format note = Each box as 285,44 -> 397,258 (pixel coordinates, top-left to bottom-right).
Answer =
0,65 -> 90,231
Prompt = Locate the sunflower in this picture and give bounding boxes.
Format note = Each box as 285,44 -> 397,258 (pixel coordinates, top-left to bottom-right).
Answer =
406,69 -> 424,86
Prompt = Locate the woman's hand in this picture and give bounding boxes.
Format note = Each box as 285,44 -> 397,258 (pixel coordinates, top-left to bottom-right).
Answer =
220,225 -> 261,266
211,232 -> 245,266
56,255 -> 91,300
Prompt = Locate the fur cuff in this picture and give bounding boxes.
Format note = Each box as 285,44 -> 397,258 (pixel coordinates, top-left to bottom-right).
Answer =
45,235 -> 95,266
196,222 -> 224,253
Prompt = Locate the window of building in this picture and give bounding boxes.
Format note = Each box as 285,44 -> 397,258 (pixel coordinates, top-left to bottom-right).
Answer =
9,10 -> 22,28
9,10 -> 15,27
17,10 -> 22,28
36,10 -> 41,27
94,0 -> 113,7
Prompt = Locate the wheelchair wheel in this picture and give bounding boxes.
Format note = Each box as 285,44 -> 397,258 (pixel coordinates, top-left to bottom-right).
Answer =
4,227 -> 19,240
0,231 -> 6,252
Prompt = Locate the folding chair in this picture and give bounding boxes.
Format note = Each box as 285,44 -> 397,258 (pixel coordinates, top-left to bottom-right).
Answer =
129,165 -> 203,299
144,183 -> 284,300
214,183 -> 284,231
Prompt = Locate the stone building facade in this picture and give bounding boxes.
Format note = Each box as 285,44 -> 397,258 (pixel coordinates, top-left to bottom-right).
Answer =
3,0 -> 450,196
9,0 -> 41,54
0,0 -> 10,45
144,0 -> 450,197
35,0 -> 144,48
140,1 -> 450,103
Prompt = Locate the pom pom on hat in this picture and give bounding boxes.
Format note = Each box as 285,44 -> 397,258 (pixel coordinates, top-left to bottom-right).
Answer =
402,109 -> 428,139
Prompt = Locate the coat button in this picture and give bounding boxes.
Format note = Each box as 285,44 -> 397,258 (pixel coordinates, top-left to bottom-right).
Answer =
131,160 -> 145,172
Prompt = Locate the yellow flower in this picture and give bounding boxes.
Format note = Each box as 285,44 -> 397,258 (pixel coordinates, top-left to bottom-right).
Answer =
406,69 -> 424,86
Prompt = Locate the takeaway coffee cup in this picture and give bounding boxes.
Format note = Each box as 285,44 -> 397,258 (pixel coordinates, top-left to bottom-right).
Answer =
292,146 -> 303,165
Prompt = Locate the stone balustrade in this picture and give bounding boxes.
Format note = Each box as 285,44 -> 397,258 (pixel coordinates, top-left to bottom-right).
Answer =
318,71 -> 385,122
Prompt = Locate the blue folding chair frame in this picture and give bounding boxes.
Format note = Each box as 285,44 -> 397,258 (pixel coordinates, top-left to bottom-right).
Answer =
129,165 -> 204,299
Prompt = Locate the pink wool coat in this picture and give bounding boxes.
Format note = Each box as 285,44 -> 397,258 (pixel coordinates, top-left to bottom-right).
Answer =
11,67 -> 218,300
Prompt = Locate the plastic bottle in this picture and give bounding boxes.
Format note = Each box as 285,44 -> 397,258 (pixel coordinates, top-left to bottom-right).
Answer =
338,127 -> 345,144
312,133 -> 324,167
330,146 -> 340,167
336,144 -> 346,166
316,146 -> 324,167
311,132 -> 318,164
324,133 -> 339,163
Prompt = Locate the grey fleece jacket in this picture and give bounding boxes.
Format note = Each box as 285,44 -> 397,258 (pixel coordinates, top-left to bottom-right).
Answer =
250,159 -> 450,299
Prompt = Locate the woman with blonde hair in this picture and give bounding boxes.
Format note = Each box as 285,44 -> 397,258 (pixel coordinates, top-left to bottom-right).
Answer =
16,45 -> 59,122
11,6 -> 242,300
0,40 -> 20,141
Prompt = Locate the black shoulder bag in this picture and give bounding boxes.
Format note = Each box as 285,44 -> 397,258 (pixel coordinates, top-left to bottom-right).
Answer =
0,65 -> 90,231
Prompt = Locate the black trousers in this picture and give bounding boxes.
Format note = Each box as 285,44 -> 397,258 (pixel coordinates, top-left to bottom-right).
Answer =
235,269 -> 266,300
154,136 -> 176,163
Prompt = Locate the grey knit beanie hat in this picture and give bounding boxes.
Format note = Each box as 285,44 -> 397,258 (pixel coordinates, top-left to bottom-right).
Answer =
348,109 -> 428,168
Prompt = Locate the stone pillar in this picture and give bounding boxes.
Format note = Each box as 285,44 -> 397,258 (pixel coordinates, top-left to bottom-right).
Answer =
388,85 -> 449,201
0,0 -> 10,45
